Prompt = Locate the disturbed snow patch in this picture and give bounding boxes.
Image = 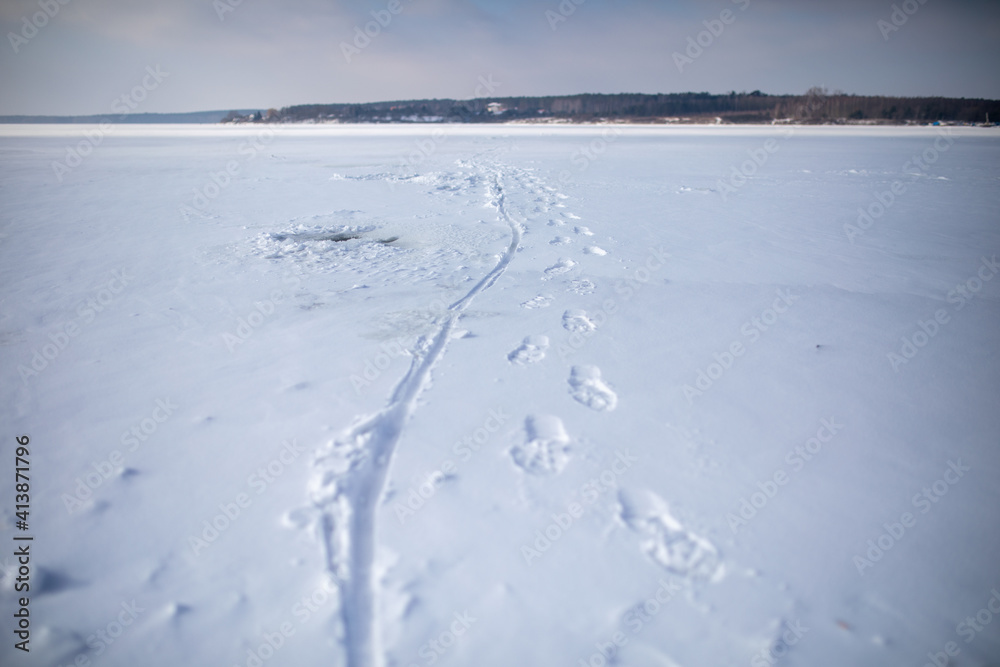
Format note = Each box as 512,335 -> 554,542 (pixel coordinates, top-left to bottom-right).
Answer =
568,279 -> 596,295
508,335 -> 549,365
520,295 -> 553,309
618,489 -> 723,582
568,365 -> 617,411
562,309 -> 596,334
510,415 -> 571,475
543,258 -> 577,279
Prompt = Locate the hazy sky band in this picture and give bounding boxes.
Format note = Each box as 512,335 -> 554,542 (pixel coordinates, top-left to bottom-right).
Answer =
1,0 -> 998,115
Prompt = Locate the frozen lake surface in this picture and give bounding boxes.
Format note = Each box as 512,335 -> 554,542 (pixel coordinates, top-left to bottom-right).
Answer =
1,123 -> 999,667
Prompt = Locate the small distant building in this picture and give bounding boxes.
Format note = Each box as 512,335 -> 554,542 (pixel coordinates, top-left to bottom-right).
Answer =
487,102 -> 506,116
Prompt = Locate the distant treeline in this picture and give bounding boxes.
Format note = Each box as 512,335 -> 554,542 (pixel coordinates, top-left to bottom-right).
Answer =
269,90 -> 998,125
4,93 -> 995,126
0,110 -> 254,124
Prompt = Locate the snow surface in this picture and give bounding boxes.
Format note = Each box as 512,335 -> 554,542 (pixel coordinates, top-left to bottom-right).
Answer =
1,123 -> 999,667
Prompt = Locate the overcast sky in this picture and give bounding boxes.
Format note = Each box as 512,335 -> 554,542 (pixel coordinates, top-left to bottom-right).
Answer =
2,0 -> 998,115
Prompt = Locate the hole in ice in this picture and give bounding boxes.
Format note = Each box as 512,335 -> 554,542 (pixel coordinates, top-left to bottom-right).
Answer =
269,229 -> 399,245
271,231 -> 361,243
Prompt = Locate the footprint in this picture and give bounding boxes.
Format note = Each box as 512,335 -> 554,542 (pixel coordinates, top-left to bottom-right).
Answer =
584,246 -> 607,256
568,365 -> 617,411
568,279 -> 596,295
563,212 -> 582,220
34,568 -> 83,596
520,295 -> 553,309
543,258 -> 577,279
282,507 -> 315,529
508,335 -> 549,365
509,415 -> 570,475
547,219 -> 567,227
550,236 -> 572,246
562,309 -> 596,334
574,226 -> 594,236
617,489 -> 723,582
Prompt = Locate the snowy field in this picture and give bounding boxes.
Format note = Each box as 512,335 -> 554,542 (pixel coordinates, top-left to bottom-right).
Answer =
1,123 -> 999,667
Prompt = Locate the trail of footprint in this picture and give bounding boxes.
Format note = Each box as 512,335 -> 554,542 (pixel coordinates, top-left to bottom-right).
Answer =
617,488 -> 723,582
543,258 -> 577,279
507,335 -> 549,365
509,415 -> 571,475
568,365 -> 617,411
308,162 -> 524,667
520,295 -> 553,309
562,309 -> 596,334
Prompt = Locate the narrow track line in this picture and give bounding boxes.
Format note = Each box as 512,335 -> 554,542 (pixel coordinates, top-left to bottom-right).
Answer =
309,167 -> 523,667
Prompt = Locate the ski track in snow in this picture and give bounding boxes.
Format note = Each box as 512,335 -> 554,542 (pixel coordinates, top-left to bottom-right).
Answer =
307,158 -> 525,667
304,156 -> 712,666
